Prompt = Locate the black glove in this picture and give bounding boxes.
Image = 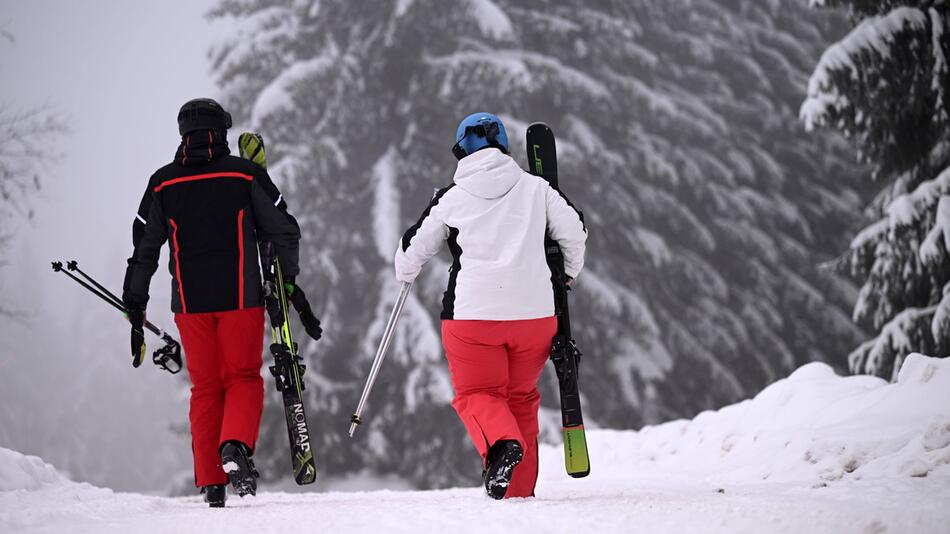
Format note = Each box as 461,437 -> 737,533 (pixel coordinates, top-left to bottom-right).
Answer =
284,282 -> 322,341
127,306 -> 146,368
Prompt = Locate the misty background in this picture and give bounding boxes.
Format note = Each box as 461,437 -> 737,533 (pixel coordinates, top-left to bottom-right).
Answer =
0,0 -> 886,494
0,0 -> 222,492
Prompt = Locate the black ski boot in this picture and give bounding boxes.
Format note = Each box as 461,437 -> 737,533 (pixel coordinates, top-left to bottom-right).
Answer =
220,441 -> 259,497
201,484 -> 227,508
483,440 -> 523,500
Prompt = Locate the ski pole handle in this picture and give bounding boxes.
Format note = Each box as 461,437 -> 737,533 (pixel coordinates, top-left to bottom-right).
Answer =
349,281 -> 412,438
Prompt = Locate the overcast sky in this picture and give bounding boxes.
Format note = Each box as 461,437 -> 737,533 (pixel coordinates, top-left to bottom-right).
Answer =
2,0 -> 222,275
0,0 -> 226,491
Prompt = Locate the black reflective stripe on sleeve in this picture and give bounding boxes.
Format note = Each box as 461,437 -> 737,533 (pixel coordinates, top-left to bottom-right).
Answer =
401,184 -> 455,252
552,184 -> 586,232
440,226 -> 462,320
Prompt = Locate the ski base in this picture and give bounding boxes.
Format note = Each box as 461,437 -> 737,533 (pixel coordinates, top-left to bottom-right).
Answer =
281,394 -> 316,485
265,255 -> 317,486
270,336 -> 317,486
527,121 -> 591,479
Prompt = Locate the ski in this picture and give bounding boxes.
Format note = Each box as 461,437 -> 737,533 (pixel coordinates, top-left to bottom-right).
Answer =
239,131 -> 316,485
526,122 -> 590,478
261,243 -> 317,485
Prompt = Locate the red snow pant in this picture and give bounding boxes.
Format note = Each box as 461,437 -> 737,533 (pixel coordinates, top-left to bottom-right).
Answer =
441,316 -> 557,499
175,307 -> 265,487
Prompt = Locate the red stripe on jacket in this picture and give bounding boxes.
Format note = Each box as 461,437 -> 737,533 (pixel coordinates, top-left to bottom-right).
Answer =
169,218 -> 187,313
237,209 -> 245,309
154,172 -> 253,192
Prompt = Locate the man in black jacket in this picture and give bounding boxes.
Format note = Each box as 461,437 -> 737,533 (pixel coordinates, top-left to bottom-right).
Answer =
123,98 -> 304,507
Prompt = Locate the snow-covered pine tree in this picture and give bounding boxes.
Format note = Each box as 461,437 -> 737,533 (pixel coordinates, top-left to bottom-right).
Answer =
210,0 -> 866,488
801,0 -> 950,380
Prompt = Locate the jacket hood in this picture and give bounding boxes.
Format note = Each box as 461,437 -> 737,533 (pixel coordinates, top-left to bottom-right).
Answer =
175,129 -> 230,167
452,148 -> 522,200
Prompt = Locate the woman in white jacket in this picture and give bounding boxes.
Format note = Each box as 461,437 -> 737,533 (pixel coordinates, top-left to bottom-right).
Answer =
395,112 -> 587,499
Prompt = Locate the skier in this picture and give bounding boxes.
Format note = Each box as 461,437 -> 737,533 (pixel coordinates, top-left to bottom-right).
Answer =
122,98 -> 312,507
394,112 -> 587,499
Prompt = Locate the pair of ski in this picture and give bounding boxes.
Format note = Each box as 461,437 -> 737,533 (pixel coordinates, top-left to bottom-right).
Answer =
240,132 -> 317,486
259,244 -> 317,486
351,123 -> 590,478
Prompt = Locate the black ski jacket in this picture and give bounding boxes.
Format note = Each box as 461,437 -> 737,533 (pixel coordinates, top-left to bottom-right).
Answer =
123,129 -> 300,314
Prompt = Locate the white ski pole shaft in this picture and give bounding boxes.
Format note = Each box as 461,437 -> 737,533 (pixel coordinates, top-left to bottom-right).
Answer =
349,282 -> 412,437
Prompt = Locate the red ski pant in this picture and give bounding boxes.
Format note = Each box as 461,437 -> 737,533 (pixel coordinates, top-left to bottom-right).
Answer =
441,316 -> 557,499
175,307 -> 265,487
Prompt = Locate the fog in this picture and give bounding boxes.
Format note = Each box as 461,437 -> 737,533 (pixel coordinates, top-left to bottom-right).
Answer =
0,0 -> 223,492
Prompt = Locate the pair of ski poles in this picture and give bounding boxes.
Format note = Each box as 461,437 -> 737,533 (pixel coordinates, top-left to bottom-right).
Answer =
51,260 -> 183,374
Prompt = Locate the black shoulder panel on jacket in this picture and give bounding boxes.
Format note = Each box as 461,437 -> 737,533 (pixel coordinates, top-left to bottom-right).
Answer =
551,183 -> 586,232
401,184 -> 455,252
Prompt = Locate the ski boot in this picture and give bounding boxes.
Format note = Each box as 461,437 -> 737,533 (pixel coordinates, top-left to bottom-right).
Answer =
220,441 -> 259,497
201,484 -> 226,508
483,440 -> 523,500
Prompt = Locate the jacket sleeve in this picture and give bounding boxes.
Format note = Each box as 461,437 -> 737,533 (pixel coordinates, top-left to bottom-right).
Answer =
123,185 -> 168,308
123,185 -> 153,298
394,188 -> 452,283
545,183 -> 587,279
250,169 -> 301,278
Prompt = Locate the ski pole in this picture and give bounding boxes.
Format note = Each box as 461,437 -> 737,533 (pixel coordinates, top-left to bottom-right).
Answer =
51,261 -> 183,373
349,281 -> 412,438
66,260 -> 125,308
53,261 -> 172,341
52,261 -> 127,314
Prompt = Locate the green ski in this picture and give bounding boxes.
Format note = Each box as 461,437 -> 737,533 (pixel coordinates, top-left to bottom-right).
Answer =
526,122 -> 590,478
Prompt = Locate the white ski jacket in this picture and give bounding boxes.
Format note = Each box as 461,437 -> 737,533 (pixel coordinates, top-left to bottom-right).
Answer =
394,147 -> 587,320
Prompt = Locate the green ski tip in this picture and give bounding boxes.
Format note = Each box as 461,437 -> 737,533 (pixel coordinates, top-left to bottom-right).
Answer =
563,426 -> 590,478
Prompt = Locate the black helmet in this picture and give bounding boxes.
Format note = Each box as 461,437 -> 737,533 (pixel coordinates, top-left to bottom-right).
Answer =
177,98 -> 232,136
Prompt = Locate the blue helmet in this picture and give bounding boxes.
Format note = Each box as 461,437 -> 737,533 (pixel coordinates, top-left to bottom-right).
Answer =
452,112 -> 509,160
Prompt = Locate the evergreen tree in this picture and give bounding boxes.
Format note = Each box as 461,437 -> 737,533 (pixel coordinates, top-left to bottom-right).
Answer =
802,0 -> 950,379
211,0 -> 865,487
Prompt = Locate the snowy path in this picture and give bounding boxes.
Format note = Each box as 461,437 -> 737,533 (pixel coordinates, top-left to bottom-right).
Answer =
2,469 -> 948,534
3,355 -> 950,533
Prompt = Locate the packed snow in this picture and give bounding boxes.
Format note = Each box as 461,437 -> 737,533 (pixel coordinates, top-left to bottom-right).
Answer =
2,355 -> 948,533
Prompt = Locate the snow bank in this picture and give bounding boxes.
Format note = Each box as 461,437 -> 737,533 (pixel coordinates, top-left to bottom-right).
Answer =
541,354 -> 950,487
0,448 -> 69,492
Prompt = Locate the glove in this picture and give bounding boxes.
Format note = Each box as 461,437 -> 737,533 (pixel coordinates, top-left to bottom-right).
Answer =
284,281 -> 322,341
127,306 -> 146,368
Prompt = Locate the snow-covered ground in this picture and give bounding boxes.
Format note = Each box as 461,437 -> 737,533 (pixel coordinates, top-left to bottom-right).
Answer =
2,354 -> 949,533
